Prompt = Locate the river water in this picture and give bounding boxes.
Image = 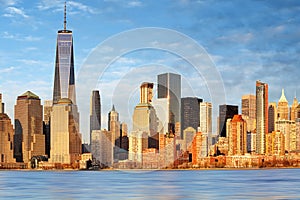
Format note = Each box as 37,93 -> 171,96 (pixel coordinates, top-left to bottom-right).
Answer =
0,169 -> 299,199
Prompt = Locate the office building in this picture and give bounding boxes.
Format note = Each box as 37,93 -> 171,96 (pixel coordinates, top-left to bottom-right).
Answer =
129,131 -> 148,165
241,94 -> 256,132
14,91 -> 45,163
268,102 -> 277,133
157,73 -> 181,135
132,83 -> 158,149
256,80 -> 268,154
43,100 -> 52,157
265,130 -> 285,156
219,104 -> 238,137
181,97 -> 202,138
276,120 -> 296,152
49,98 -> 81,165
52,3 -> 76,105
199,102 -> 212,146
290,97 -> 298,121
0,96 -> 15,163
277,89 -> 289,120
191,132 -> 208,165
90,90 -> 101,144
91,129 -> 113,167
108,105 -> 120,147
227,115 -> 247,156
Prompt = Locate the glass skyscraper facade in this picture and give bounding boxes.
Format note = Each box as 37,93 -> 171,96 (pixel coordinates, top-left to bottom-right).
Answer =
157,73 -> 181,135
52,4 -> 76,105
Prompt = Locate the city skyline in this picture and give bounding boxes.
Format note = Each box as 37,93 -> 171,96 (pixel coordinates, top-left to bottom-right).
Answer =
0,1 -> 299,142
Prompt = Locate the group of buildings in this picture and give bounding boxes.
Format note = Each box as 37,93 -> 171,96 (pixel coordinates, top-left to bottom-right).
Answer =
1,4 -> 300,170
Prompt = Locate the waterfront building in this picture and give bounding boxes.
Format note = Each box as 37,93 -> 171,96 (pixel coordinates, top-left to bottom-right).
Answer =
14,91 -> 45,163
276,119 -> 296,152
90,90 -> 101,145
132,83 -> 158,149
241,94 -> 256,132
49,98 -> 81,165
219,104 -> 238,137
191,132 -> 208,165
268,102 -> 277,133
0,95 -> 15,163
108,105 -> 120,147
91,130 -> 113,167
43,100 -> 52,157
183,127 -> 196,152
290,97 -> 298,121
157,73 -> 181,136
277,89 -> 289,120
181,97 -> 202,138
295,119 -> 300,150
159,133 -> 176,168
256,80 -> 268,154
227,115 -> 247,156
199,102 -> 212,146
128,131 -> 148,165
265,130 -> 285,156
52,2 -> 76,105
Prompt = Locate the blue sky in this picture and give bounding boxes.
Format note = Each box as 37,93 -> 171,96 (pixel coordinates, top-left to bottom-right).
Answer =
0,0 -> 299,142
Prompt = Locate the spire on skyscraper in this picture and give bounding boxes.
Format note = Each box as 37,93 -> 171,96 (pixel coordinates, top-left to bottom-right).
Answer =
279,88 -> 288,102
112,104 -> 115,112
64,1 -> 67,30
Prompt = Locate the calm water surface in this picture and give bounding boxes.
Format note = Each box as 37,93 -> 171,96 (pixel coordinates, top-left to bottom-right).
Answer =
0,169 -> 299,199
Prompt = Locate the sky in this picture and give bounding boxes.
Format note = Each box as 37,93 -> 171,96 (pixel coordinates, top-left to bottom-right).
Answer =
0,0 -> 299,143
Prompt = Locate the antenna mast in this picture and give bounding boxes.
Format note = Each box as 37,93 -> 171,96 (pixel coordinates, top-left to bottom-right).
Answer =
64,1 -> 67,30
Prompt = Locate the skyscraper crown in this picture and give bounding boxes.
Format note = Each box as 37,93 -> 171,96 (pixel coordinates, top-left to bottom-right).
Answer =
279,89 -> 288,103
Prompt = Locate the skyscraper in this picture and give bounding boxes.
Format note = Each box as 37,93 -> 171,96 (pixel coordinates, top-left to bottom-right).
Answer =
256,80 -> 268,154
291,97 -> 299,121
0,95 -> 15,163
90,90 -> 101,144
181,97 -> 202,138
108,105 -> 120,146
132,82 -> 158,148
14,91 -> 45,163
241,94 -> 256,132
268,102 -> 277,133
49,98 -> 81,165
227,115 -> 247,156
199,102 -> 212,146
219,104 -> 238,137
53,2 -> 76,105
43,100 -> 52,157
157,73 -> 181,135
277,89 -> 289,120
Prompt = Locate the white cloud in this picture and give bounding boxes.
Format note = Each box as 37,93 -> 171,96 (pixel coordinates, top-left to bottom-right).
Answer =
4,6 -> 28,18
127,1 -> 142,7
1,32 -> 42,41
0,66 -> 15,73
0,0 -> 17,6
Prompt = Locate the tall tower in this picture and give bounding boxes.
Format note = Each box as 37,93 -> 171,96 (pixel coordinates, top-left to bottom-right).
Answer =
241,94 -> 256,132
227,115 -> 247,156
90,90 -> 101,144
157,73 -> 181,135
277,89 -> 289,120
199,102 -> 212,146
268,102 -> 277,133
291,97 -> 299,121
14,91 -> 45,163
53,2 -> 76,105
219,104 -> 238,137
181,97 -> 202,138
132,82 -> 158,148
108,105 -> 120,147
256,80 -> 268,154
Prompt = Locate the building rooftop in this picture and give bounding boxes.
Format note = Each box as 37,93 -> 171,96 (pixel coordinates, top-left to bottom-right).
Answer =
18,91 -> 40,100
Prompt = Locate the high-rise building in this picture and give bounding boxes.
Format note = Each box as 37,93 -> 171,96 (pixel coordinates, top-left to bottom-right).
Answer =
14,91 -> 45,163
152,98 -> 169,135
276,119 -> 296,152
277,89 -> 289,120
49,98 -> 81,165
129,131 -> 148,165
132,83 -> 158,149
227,115 -> 247,156
159,133 -> 176,168
52,2 -> 76,105
91,129 -> 113,167
191,132 -> 208,165
265,131 -> 285,156
290,97 -> 298,121
181,97 -> 202,138
241,94 -> 256,132
219,105 -> 238,137
157,73 -> 181,135
268,102 -> 277,133
183,127 -> 196,152
43,100 -> 52,157
199,102 -> 212,146
295,119 -> 300,150
0,96 -> 15,163
256,80 -> 268,154
90,90 -> 101,144
108,105 -> 120,147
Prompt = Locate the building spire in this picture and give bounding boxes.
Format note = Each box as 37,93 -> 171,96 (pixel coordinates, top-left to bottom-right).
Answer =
64,1 -> 67,30
279,88 -> 288,103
